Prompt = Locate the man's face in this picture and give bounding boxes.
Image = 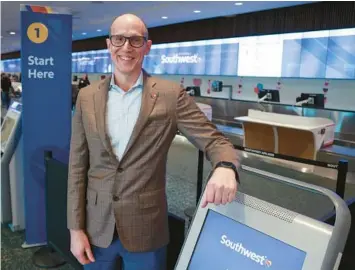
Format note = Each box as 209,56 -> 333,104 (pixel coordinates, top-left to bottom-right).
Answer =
106,18 -> 152,75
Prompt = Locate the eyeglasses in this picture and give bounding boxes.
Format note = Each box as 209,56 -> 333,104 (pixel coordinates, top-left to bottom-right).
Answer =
109,35 -> 147,48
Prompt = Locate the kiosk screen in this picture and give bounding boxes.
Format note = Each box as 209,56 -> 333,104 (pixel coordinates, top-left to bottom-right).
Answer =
10,101 -> 22,113
188,210 -> 306,270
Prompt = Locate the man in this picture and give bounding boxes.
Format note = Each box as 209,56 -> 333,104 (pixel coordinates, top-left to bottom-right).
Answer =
67,14 -> 240,270
1,73 -> 12,109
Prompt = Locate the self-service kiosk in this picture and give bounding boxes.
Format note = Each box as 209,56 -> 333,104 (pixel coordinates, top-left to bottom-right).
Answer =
1,101 -> 25,231
176,166 -> 351,270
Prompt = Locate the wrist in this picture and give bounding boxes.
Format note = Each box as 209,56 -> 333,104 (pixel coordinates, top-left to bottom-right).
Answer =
215,161 -> 240,183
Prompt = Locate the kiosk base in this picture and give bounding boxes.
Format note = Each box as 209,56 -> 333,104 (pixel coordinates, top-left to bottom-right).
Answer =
32,246 -> 67,268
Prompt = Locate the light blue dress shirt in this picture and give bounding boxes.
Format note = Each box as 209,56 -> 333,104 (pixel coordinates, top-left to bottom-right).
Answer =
106,72 -> 143,160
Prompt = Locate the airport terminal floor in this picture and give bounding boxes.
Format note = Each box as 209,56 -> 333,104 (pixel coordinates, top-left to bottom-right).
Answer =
1,129 -> 355,269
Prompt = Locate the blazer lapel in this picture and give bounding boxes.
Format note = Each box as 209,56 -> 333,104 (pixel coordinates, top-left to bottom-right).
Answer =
120,72 -> 159,162
94,76 -> 116,159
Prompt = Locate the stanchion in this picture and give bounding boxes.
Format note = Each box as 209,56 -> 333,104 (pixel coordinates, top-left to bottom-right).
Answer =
32,150 -> 67,268
196,150 -> 204,204
336,160 -> 348,199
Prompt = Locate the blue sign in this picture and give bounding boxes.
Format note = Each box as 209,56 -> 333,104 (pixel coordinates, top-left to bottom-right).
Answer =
21,5 -> 72,246
188,210 -> 306,270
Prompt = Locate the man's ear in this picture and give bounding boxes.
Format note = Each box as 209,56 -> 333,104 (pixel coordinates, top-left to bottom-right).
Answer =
106,38 -> 111,51
145,39 -> 152,55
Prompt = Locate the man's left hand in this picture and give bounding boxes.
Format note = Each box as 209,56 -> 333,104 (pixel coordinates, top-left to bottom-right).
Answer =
201,167 -> 238,208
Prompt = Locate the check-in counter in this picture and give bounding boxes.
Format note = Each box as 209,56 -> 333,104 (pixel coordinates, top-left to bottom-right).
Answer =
235,109 -> 335,160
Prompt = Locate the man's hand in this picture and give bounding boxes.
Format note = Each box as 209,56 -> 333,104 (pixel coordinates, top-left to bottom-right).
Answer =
201,167 -> 238,208
70,230 -> 95,265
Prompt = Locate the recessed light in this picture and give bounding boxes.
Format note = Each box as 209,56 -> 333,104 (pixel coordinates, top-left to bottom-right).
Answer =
162,16 -> 168,19
82,32 -> 87,35
193,10 -> 201,13
234,2 -> 243,6
97,29 -> 102,32
9,31 -> 16,35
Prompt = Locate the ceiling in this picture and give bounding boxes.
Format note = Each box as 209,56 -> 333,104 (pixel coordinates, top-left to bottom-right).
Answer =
1,1 -> 314,54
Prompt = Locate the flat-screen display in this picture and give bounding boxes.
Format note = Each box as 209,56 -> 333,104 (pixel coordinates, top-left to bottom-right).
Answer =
240,28 -> 355,79
1,59 -> 21,73
143,39 -> 239,76
72,49 -> 112,74
188,210 -> 306,270
2,28 -> 354,79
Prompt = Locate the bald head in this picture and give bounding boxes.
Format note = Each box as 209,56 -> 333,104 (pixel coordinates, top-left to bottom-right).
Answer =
109,13 -> 149,38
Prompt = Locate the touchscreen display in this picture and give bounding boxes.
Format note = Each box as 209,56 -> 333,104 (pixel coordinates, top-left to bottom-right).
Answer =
10,101 -> 22,113
188,210 -> 306,270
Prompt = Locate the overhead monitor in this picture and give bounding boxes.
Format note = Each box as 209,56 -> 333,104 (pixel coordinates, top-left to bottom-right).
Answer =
258,89 -> 280,103
142,39 -> 239,76
175,191 -> 336,270
2,28 -> 354,79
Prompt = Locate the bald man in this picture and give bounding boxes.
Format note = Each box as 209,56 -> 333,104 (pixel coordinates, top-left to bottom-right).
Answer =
67,13 -> 240,270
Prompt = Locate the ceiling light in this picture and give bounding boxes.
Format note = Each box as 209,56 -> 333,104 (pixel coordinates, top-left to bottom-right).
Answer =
193,10 -> 201,13
161,16 -> 168,19
9,31 -> 16,35
82,32 -> 87,35
97,29 -> 102,32
234,2 -> 243,5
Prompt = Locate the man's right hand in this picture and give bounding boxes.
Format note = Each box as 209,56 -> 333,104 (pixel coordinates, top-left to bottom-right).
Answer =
70,229 -> 95,265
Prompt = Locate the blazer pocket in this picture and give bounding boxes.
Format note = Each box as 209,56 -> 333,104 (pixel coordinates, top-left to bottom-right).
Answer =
139,188 -> 166,209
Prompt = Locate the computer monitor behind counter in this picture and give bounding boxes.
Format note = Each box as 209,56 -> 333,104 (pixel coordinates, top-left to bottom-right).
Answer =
296,93 -> 325,109
185,86 -> 201,97
175,171 -> 350,270
258,89 -> 280,103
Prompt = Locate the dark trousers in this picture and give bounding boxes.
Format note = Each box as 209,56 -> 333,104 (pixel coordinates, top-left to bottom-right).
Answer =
1,92 -> 10,109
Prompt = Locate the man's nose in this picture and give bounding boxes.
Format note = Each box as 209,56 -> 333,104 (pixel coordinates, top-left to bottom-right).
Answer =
121,39 -> 133,51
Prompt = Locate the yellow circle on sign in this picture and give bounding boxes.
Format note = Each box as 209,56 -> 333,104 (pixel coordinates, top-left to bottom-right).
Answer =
27,23 -> 48,44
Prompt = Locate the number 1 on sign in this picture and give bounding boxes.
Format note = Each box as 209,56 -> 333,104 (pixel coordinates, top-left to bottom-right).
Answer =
35,28 -> 40,38
27,22 -> 48,44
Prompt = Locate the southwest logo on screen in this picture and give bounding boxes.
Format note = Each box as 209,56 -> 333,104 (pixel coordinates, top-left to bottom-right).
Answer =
161,54 -> 201,64
220,235 -> 272,267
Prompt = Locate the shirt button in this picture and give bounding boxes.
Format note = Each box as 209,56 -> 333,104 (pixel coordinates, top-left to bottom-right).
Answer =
113,195 -> 119,201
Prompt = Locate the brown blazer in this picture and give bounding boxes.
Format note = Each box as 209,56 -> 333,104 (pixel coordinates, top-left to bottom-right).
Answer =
67,71 -> 240,252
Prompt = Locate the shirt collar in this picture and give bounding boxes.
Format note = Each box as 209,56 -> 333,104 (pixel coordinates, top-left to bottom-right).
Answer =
110,71 -> 143,94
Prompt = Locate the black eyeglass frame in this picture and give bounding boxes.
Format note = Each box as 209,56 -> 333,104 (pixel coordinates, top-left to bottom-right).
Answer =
109,35 -> 148,48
